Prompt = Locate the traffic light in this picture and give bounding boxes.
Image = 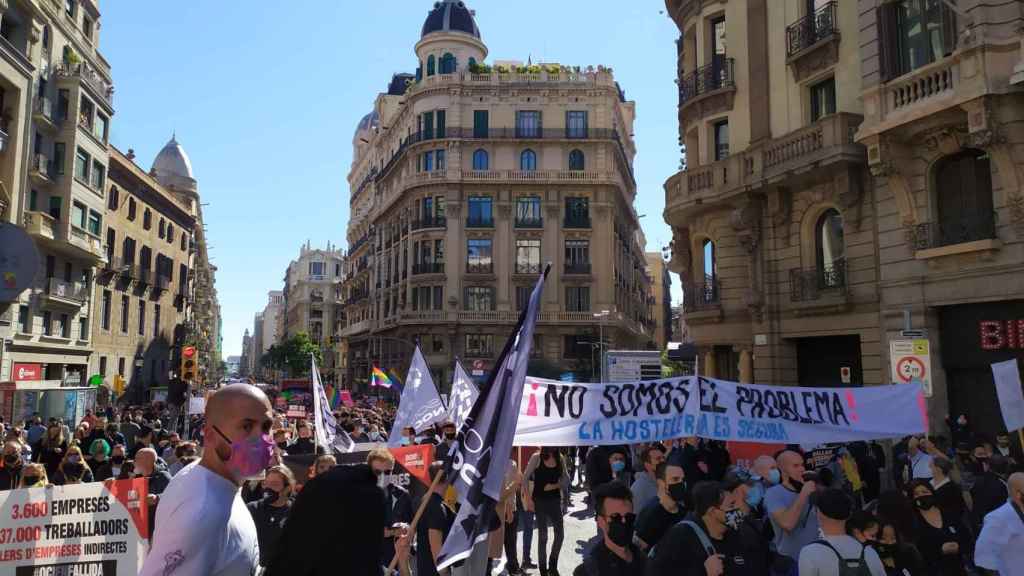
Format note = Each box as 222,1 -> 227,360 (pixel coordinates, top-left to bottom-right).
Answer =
181,345 -> 197,382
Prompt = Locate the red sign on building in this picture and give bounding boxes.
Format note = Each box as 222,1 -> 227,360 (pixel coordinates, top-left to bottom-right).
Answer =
12,363 -> 42,382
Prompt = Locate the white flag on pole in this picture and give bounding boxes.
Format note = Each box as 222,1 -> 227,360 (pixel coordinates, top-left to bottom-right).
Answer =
992,359 -> 1024,432
312,354 -> 354,453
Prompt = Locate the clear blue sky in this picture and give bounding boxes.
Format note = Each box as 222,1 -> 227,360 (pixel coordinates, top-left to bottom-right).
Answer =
101,1 -> 683,358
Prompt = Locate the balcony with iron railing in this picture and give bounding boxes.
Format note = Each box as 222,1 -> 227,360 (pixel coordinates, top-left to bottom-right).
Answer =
679,58 -> 736,118
515,217 -> 544,229
43,277 -> 88,305
54,62 -> 114,107
564,262 -> 592,275
790,260 -> 847,302
465,216 -> 494,228
564,215 -> 591,229
682,277 -> 721,312
413,262 -> 445,275
411,216 -> 447,231
786,1 -> 838,59
466,262 -> 494,275
912,217 -> 998,253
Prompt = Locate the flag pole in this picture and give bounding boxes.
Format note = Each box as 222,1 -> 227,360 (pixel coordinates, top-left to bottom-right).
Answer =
387,467 -> 447,573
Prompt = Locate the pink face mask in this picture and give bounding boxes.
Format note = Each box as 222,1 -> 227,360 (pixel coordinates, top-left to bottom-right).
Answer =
213,425 -> 274,481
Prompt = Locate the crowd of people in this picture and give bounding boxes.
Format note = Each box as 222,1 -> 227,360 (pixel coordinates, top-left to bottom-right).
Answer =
2,390 -> 1023,576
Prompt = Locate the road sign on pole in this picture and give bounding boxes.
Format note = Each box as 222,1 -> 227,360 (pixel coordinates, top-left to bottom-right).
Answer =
890,339 -> 932,397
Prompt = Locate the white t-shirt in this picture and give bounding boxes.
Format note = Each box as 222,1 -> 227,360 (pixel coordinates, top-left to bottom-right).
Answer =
139,461 -> 259,576
798,535 -> 886,576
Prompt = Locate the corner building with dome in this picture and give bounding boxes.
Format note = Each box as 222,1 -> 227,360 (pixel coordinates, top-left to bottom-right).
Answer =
340,0 -> 655,390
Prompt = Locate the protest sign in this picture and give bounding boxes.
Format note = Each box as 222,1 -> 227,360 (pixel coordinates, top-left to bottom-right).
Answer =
187,396 -> 205,415
0,478 -> 149,575
992,359 -> 1024,432
512,376 -> 928,446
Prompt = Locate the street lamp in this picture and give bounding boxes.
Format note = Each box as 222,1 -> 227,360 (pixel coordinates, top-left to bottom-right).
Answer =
593,310 -> 610,382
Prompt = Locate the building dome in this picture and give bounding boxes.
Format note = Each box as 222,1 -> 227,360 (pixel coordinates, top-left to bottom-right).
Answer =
151,134 -> 194,180
355,110 -> 379,137
422,0 -> 480,39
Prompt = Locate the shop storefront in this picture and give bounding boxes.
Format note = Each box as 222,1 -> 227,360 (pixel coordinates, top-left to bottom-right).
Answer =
939,301 -> 1024,438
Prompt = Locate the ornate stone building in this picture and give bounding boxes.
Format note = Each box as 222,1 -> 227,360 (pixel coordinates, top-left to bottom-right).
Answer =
341,0 -> 653,391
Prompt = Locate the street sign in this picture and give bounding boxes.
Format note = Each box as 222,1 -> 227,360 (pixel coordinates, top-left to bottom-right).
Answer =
605,350 -> 662,382
890,339 -> 932,397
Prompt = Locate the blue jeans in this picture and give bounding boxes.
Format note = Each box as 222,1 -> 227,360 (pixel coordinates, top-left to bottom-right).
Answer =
519,509 -> 535,562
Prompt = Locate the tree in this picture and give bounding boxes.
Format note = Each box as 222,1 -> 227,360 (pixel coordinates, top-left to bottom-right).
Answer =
661,348 -> 688,378
261,333 -> 323,377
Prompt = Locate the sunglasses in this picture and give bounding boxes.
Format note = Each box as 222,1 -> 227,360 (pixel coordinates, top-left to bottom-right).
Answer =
603,512 -> 636,524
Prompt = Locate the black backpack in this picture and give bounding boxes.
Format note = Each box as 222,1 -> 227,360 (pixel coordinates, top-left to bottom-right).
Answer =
812,539 -> 873,576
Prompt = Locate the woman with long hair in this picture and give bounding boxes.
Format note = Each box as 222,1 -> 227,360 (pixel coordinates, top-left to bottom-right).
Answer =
18,463 -> 48,489
906,480 -> 969,575
52,445 -> 94,485
874,519 -> 927,576
35,422 -> 67,478
524,446 -> 569,576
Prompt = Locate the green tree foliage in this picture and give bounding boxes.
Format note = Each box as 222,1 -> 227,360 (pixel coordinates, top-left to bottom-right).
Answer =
261,332 -> 323,376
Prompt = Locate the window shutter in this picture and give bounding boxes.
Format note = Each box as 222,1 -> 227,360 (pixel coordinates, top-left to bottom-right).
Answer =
877,4 -> 898,82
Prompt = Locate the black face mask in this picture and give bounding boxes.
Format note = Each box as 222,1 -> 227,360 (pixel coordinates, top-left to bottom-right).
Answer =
111,455 -> 125,465
606,515 -> 635,548
22,475 -> 40,486
262,488 -> 280,502
667,481 -> 687,503
914,495 -> 935,510
444,433 -> 456,441
64,462 -> 84,478
276,442 -> 288,450
3,454 -> 19,466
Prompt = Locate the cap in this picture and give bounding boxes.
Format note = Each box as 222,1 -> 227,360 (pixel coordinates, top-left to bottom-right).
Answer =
721,466 -> 757,491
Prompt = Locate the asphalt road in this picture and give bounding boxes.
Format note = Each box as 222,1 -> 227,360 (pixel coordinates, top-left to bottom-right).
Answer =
492,488 -> 599,576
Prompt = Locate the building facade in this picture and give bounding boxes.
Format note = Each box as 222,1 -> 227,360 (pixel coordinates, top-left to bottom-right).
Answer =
341,0 -> 654,392
645,252 -> 673,350
1,0 -> 114,386
89,145 -> 196,400
855,0 -> 1024,432
664,0 -> 879,386
282,242 -> 345,384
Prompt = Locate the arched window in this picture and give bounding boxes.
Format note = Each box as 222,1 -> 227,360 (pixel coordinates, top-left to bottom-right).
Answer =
143,208 -> 152,230
520,149 -> 537,171
167,223 -> 175,244
472,149 -> 489,171
427,55 -> 436,76
127,197 -> 136,221
700,238 -> 718,305
42,25 -> 50,50
158,218 -> 166,239
468,57 -> 477,71
569,149 -> 585,171
440,53 -> 456,74
816,209 -> 845,289
933,149 -> 994,247
180,233 -> 187,251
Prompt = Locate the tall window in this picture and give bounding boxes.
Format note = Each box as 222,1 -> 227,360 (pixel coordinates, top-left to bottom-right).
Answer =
569,149 -> 585,171
158,219 -> 166,239
435,149 -> 446,170
143,208 -> 152,230
810,78 -> 836,122
881,0 -> 956,79
703,238 -> 717,282
422,111 -> 434,140
42,311 -> 52,336
58,313 -> 69,338
566,286 -> 591,312
467,196 -> 493,227
516,111 -> 541,138
933,149 -> 995,247
440,53 -> 456,74
520,149 -> 537,171
467,239 -> 493,273
515,239 -> 541,274
426,55 -> 436,76
565,239 -> 590,273
120,295 -> 129,333
71,201 -> 86,230
87,210 -> 101,236
138,300 -> 145,335
154,304 -> 161,338
816,209 -> 846,288
515,196 -> 542,227
127,197 -> 136,220
464,287 -> 495,311
465,334 -> 494,357
53,142 -> 65,175
436,110 -> 446,138
565,197 -> 590,227
473,110 -> 489,138
566,111 -> 588,138
309,261 -> 326,278
472,149 -> 489,171
78,316 -> 87,341
74,148 -> 89,181
713,120 -> 729,161
18,305 -> 30,333
711,16 -> 727,87
108,185 -> 119,210
101,289 -> 111,330
515,286 -> 532,311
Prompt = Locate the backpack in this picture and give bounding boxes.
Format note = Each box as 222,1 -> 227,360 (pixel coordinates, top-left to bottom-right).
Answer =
812,539 -> 873,576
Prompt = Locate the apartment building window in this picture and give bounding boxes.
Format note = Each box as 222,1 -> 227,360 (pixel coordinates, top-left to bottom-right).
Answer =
515,239 -> 541,274
466,239 -> 493,273
105,229 -> 115,261
879,0 -> 956,80
565,197 -> 590,227
71,201 -> 86,231
467,196 -> 493,227
94,113 -> 107,142
713,120 -> 729,161
127,197 -> 136,220
421,151 -> 433,172
120,295 -> 129,333
139,246 -> 152,274
435,149 -> 446,170
309,261 -> 326,278
565,239 -> 590,272
569,149 -> 585,171
138,300 -> 145,335
464,287 -> 495,311
117,357 -> 125,377
78,316 -> 87,341
465,334 -> 493,357
473,110 -> 489,138
158,219 -> 166,239
433,334 -> 445,353
566,286 -> 591,312
99,357 -> 107,377
439,53 -> 456,74
933,149 -> 995,247
520,149 -> 537,172
101,289 -> 111,330
515,196 -> 542,227
74,147 -> 89,182
18,305 -> 30,334
79,97 -> 94,130
472,149 -> 489,170
87,209 -> 101,236
154,304 -> 161,338
816,209 -> 846,289
167,224 -> 174,244
122,237 -> 136,265
434,239 -> 445,262
436,110 -> 446,138
566,111 -> 588,138
108,185 -> 119,210
810,77 -> 836,122
433,286 -> 443,311
180,234 -> 187,251
56,314 -> 68,339
426,54 -> 435,76
515,286 -> 531,311
516,111 -> 541,138
143,208 -> 152,230
48,196 -> 61,220
422,111 -> 434,140
29,190 -> 37,212
65,0 -> 76,18
82,16 -> 93,42
42,311 -> 52,336
52,142 -> 65,175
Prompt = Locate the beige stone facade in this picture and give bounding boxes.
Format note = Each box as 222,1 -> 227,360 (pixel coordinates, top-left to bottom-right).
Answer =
645,252 -> 673,350
89,146 -> 195,398
341,0 -> 653,391
664,0 -> 880,387
282,242 -> 345,384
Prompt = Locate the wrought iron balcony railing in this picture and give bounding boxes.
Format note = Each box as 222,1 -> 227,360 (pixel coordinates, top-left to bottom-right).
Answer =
913,217 -> 997,251
683,277 -> 721,311
679,58 -> 735,103
790,260 -> 847,302
786,1 -> 838,57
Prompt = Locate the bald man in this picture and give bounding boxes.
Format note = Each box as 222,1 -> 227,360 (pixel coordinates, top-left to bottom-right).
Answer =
140,384 -> 274,576
974,472 -> 1024,576
763,450 -> 820,573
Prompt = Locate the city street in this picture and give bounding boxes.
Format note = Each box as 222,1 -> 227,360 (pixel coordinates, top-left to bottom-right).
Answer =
495,488 -> 597,576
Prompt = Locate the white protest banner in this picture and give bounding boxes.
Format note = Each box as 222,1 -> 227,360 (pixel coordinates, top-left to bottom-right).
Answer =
0,478 -> 149,575
992,359 -> 1024,432
187,396 -> 206,415
513,376 -> 928,446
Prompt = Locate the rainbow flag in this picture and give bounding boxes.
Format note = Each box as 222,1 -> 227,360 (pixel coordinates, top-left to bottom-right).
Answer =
324,384 -> 342,409
371,365 -> 393,389
387,369 -> 404,393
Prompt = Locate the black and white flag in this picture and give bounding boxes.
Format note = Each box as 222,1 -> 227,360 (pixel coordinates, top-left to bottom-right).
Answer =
311,354 -> 354,453
388,345 -> 448,447
435,264 -> 549,570
447,360 -> 479,433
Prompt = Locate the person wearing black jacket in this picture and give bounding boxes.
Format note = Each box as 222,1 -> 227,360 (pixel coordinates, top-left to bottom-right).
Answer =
668,437 -> 709,497
721,468 -> 770,575
574,482 -> 645,576
0,442 -> 24,490
368,449 -> 412,568
289,422 -> 317,455
647,481 -> 755,576
928,456 -> 966,521
635,462 -> 686,551
970,454 -> 1010,530
247,466 -> 294,567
